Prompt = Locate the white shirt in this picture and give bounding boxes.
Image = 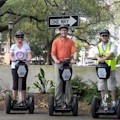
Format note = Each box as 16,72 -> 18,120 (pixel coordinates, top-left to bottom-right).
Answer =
94,41 -> 117,56
9,43 -> 31,69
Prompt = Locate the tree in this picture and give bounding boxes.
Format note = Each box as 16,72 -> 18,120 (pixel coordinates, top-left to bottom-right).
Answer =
0,0 -> 120,64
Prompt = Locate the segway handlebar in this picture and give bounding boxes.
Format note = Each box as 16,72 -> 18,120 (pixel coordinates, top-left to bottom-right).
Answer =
60,58 -> 71,64
12,59 -> 27,62
60,58 -> 77,64
87,57 -> 113,60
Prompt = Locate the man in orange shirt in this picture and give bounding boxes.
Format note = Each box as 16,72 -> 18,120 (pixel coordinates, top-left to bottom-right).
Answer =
51,24 -> 77,107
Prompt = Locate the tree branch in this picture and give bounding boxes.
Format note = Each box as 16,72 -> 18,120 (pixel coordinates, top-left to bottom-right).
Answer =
0,26 -> 8,32
0,11 -> 7,17
109,1 -> 120,6
36,22 -> 46,31
6,9 -> 46,22
0,0 -> 8,7
0,8 -> 47,32
0,15 -> 25,32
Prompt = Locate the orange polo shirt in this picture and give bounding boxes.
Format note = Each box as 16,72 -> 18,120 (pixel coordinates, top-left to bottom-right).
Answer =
51,37 -> 77,62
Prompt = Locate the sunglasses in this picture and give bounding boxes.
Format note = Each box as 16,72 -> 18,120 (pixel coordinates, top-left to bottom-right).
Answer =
101,35 -> 108,37
16,36 -> 24,38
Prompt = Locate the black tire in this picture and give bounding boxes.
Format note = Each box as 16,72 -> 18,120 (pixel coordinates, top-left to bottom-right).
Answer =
5,93 -> 11,114
91,96 -> 100,118
117,97 -> 120,119
28,94 -> 34,114
72,95 -> 78,116
48,95 -> 54,116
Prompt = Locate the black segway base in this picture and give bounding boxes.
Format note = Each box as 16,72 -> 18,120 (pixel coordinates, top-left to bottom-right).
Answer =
96,107 -> 116,115
96,104 -> 117,115
55,106 -> 72,112
12,104 -> 28,111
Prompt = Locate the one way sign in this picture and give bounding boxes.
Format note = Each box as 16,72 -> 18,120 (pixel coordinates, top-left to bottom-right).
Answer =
48,15 -> 79,28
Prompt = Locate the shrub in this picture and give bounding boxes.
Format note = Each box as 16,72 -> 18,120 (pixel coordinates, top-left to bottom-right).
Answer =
33,68 -> 54,94
82,80 -> 99,104
71,75 -> 88,96
71,75 -> 99,104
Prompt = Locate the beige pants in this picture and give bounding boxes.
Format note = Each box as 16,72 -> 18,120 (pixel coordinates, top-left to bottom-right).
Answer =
98,71 -> 116,91
54,63 -> 72,105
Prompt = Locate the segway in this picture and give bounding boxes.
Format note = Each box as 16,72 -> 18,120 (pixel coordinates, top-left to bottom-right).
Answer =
91,62 -> 120,118
5,60 -> 34,114
48,59 -> 78,116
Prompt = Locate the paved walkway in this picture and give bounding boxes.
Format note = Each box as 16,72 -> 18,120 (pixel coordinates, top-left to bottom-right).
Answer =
0,110 -> 118,120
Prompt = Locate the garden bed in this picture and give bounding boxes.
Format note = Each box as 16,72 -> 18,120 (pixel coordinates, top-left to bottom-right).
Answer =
0,93 -> 90,114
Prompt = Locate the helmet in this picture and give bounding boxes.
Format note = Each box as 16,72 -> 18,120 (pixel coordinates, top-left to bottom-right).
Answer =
99,29 -> 110,36
15,30 -> 24,37
59,24 -> 69,30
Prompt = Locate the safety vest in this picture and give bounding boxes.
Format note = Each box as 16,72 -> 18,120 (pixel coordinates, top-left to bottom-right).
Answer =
97,42 -> 116,71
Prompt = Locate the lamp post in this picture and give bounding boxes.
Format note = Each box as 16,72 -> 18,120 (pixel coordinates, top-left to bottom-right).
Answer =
0,33 -> 2,54
8,21 -> 13,65
8,21 -> 14,47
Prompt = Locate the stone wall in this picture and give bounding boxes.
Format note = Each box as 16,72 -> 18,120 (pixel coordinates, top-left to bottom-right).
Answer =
0,65 -> 120,92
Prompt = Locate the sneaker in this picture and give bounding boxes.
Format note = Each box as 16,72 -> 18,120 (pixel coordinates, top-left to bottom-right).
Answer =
111,101 -> 116,109
22,100 -> 26,106
56,102 -> 63,108
62,103 -> 67,109
56,102 -> 67,108
19,100 -> 26,107
101,101 -> 106,107
12,100 -> 17,106
101,101 -> 108,111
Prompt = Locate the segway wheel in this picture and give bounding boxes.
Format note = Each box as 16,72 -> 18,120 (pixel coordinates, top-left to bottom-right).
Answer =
91,96 -> 100,118
28,94 -> 34,114
48,95 -> 54,116
72,95 -> 78,116
117,97 -> 120,119
5,93 -> 11,114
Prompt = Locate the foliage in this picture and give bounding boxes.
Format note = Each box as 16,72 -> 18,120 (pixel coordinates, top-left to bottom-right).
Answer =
33,68 -> 54,94
75,40 -> 82,61
71,75 -> 120,104
116,54 -> 120,64
1,0 -> 118,40
48,86 -> 55,95
71,75 -> 99,104
82,80 -> 99,104
0,0 -> 120,64
71,76 -> 87,96
32,72 -> 120,105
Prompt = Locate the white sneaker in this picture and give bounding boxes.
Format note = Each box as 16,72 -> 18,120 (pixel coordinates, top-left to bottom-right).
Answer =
111,101 -> 116,108
101,101 -> 108,110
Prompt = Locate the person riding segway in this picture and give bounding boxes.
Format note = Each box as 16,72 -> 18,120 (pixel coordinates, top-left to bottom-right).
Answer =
6,30 -> 34,113
91,29 -> 120,118
49,24 -> 78,115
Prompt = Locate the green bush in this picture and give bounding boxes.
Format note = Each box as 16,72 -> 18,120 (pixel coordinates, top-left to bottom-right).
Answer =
71,76 -> 99,104
33,68 -> 54,94
48,87 -> 55,95
82,80 -> 99,104
31,71 -> 120,105
71,76 -> 87,96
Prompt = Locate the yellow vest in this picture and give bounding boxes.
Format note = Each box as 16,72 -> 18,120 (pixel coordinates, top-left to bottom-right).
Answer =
97,42 -> 116,71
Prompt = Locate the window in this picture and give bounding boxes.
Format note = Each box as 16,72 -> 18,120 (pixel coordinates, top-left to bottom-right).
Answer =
0,44 -> 5,53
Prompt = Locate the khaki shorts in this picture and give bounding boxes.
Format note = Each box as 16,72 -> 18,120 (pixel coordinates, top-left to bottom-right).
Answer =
97,71 -> 116,91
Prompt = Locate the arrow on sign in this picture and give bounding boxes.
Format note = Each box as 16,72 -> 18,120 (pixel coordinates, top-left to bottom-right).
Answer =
69,16 -> 77,26
49,16 -> 78,27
